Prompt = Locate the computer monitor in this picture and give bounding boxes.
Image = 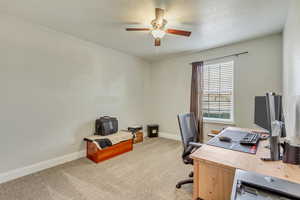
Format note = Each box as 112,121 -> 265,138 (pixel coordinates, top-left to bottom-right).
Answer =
254,94 -> 286,137
254,96 -> 270,131
255,93 -> 286,161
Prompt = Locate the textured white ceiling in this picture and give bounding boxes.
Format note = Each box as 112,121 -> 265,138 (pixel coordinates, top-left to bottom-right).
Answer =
0,0 -> 289,62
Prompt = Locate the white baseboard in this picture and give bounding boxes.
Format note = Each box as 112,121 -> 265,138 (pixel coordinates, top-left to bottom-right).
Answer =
0,150 -> 85,184
159,132 -> 181,141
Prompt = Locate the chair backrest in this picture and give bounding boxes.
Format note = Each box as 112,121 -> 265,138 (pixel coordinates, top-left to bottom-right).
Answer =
177,113 -> 198,151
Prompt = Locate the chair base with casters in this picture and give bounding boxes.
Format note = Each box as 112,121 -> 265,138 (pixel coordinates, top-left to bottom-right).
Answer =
176,179 -> 193,189
176,171 -> 194,188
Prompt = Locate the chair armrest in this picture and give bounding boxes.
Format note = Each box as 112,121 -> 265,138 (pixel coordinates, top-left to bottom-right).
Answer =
189,142 -> 202,148
182,142 -> 203,159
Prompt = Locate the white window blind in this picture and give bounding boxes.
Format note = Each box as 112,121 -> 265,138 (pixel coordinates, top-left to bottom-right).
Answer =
202,60 -> 234,121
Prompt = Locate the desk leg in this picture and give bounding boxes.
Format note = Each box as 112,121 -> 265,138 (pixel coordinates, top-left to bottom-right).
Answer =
193,160 -> 200,200
193,160 -> 235,200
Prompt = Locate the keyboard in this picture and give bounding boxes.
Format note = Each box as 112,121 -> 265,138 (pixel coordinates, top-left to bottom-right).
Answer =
239,132 -> 260,145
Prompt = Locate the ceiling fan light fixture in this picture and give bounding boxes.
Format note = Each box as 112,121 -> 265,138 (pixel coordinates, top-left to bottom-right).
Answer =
151,29 -> 165,39
125,8 -> 191,46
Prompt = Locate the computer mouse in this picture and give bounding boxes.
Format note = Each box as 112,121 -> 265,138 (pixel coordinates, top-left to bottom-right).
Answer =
260,135 -> 269,140
218,136 -> 232,142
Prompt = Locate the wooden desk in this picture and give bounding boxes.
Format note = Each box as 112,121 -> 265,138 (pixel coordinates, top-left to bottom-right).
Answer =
191,127 -> 300,200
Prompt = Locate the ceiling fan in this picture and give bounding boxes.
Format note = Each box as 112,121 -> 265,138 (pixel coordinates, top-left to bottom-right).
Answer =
126,8 -> 191,46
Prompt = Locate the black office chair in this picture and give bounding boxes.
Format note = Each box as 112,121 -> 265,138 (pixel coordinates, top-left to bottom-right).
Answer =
176,113 -> 202,189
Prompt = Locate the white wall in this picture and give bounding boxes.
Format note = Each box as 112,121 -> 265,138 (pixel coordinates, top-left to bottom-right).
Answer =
283,0 -> 300,138
149,34 -> 283,139
0,14 -> 151,174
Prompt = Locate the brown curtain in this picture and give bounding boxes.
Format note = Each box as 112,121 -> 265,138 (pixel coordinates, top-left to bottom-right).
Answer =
190,61 -> 204,143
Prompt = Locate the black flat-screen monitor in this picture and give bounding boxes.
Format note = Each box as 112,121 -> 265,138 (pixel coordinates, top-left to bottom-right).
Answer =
254,95 -> 284,133
255,96 -> 270,131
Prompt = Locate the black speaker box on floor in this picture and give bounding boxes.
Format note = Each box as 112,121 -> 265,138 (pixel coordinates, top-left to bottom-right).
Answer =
147,124 -> 159,137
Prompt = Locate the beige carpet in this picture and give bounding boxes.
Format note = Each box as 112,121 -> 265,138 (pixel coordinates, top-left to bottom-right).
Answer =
0,138 -> 193,200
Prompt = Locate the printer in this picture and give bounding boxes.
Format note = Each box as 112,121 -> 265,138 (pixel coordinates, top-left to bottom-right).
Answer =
231,169 -> 300,200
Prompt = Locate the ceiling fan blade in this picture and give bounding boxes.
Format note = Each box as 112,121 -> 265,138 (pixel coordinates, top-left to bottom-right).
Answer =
155,8 -> 165,24
166,29 -> 191,37
154,38 -> 161,46
126,28 -> 150,31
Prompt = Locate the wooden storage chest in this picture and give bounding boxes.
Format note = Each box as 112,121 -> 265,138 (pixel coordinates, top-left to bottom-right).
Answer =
86,139 -> 133,163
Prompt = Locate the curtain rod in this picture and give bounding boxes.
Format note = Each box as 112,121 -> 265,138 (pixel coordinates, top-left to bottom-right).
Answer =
189,51 -> 249,65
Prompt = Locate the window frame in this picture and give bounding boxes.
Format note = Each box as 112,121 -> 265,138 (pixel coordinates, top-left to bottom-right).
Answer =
202,59 -> 235,125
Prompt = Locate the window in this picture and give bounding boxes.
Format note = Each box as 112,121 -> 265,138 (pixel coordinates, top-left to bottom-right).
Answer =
202,60 -> 234,123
